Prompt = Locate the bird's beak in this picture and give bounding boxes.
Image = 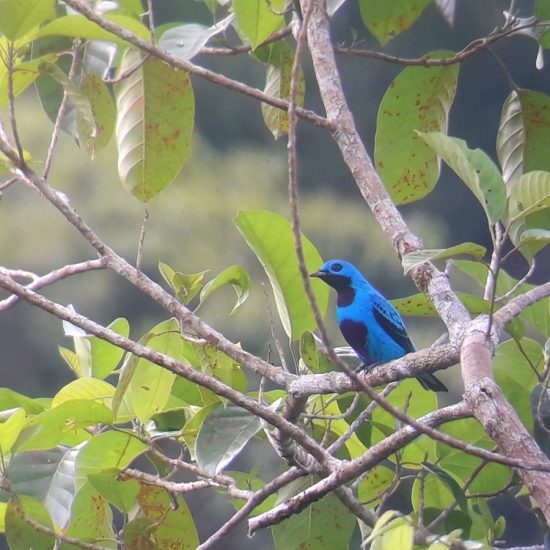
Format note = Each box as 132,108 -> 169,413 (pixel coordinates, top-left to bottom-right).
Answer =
310,269 -> 326,279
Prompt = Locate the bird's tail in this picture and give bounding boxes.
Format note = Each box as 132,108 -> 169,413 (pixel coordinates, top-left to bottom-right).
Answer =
417,373 -> 448,392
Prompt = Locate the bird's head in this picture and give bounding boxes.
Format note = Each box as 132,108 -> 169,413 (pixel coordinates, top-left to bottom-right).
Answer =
310,259 -> 362,290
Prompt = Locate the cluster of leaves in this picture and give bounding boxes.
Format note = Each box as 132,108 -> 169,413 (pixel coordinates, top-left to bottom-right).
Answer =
0,0 -> 550,549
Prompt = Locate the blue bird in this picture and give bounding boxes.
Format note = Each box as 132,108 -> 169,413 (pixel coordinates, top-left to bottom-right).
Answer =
310,259 -> 447,392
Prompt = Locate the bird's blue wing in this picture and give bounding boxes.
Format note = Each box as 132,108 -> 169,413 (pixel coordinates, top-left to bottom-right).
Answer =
372,294 -> 415,354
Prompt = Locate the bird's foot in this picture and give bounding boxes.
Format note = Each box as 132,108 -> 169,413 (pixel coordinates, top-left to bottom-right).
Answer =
356,361 -> 381,373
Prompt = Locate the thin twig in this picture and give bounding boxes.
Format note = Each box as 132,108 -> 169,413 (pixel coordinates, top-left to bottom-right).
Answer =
136,208 -> 149,271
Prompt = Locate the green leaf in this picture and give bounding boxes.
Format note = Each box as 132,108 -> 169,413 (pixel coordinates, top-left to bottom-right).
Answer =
194,342 -> 248,394
508,170 -> 550,223
79,73 -> 116,155
36,13 -> 150,44
0,0 -> 55,41
128,485 -> 199,549
401,242 -> 487,274
158,15 -> 235,61
357,464 -> 396,509
391,291 -> 490,317
364,511 -> 414,550
199,264 -> 251,314
233,0 -> 284,49
375,53 -> 459,204
60,482 -> 116,550
498,90 -> 550,187
127,319 -> 179,422
5,495 -> 55,550
115,48 -> 195,202
158,261 -> 207,305
0,388 -> 44,415
195,405 -> 262,475
299,330 -> 334,373
272,477 -> 356,549
359,0 -> 431,45
256,40 -> 305,139
16,400 -> 113,451
87,469 -> 140,513
89,317 -> 130,379
76,431 -> 146,490
371,379 -> 437,465
421,462 -> 468,513
420,132 -> 507,223
235,210 -> 329,340
0,54 -> 58,107
5,447 -> 78,529
0,408 -> 26,456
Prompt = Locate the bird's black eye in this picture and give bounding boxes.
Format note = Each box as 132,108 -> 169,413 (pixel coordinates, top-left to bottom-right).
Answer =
331,262 -> 343,272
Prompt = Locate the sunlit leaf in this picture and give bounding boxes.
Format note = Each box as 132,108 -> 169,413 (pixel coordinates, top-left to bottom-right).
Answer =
0,0 -> 55,41
235,210 -> 328,340
199,264 -> 250,314
0,408 -> 26,456
364,510 -> 414,550
115,48 -> 194,201
233,0 -> 284,49
36,13 -> 150,44
375,53 -> 459,204
159,262 -> 207,305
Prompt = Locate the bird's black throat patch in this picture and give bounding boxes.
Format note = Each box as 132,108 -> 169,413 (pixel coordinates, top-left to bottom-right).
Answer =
337,286 -> 355,307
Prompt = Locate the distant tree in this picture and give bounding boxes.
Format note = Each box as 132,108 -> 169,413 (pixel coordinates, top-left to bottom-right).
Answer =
0,0 -> 550,548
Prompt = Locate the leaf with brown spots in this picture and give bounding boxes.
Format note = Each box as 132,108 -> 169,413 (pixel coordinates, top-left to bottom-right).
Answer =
375,51 -> 459,204
115,48 -> 195,202
359,0 -> 432,45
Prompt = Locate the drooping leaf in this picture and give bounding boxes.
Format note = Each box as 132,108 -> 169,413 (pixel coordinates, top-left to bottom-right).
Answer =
235,210 -> 329,340
255,40 -> 305,139
401,242 -> 487,274
38,61 -> 97,152
195,405 -> 262,475
115,48 -> 195,201
199,264 -> 250,314
375,53 -> 459,204
0,0 -> 55,41
5,447 -> 78,529
497,90 -> 550,187
233,0 -> 284,49
508,170 -> 550,223
359,0 -> 432,45
158,14 -> 235,61
0,388 -> 44,415
79,73 -> 116,155
420,131 -> 507,223
299,330 -> 334,373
